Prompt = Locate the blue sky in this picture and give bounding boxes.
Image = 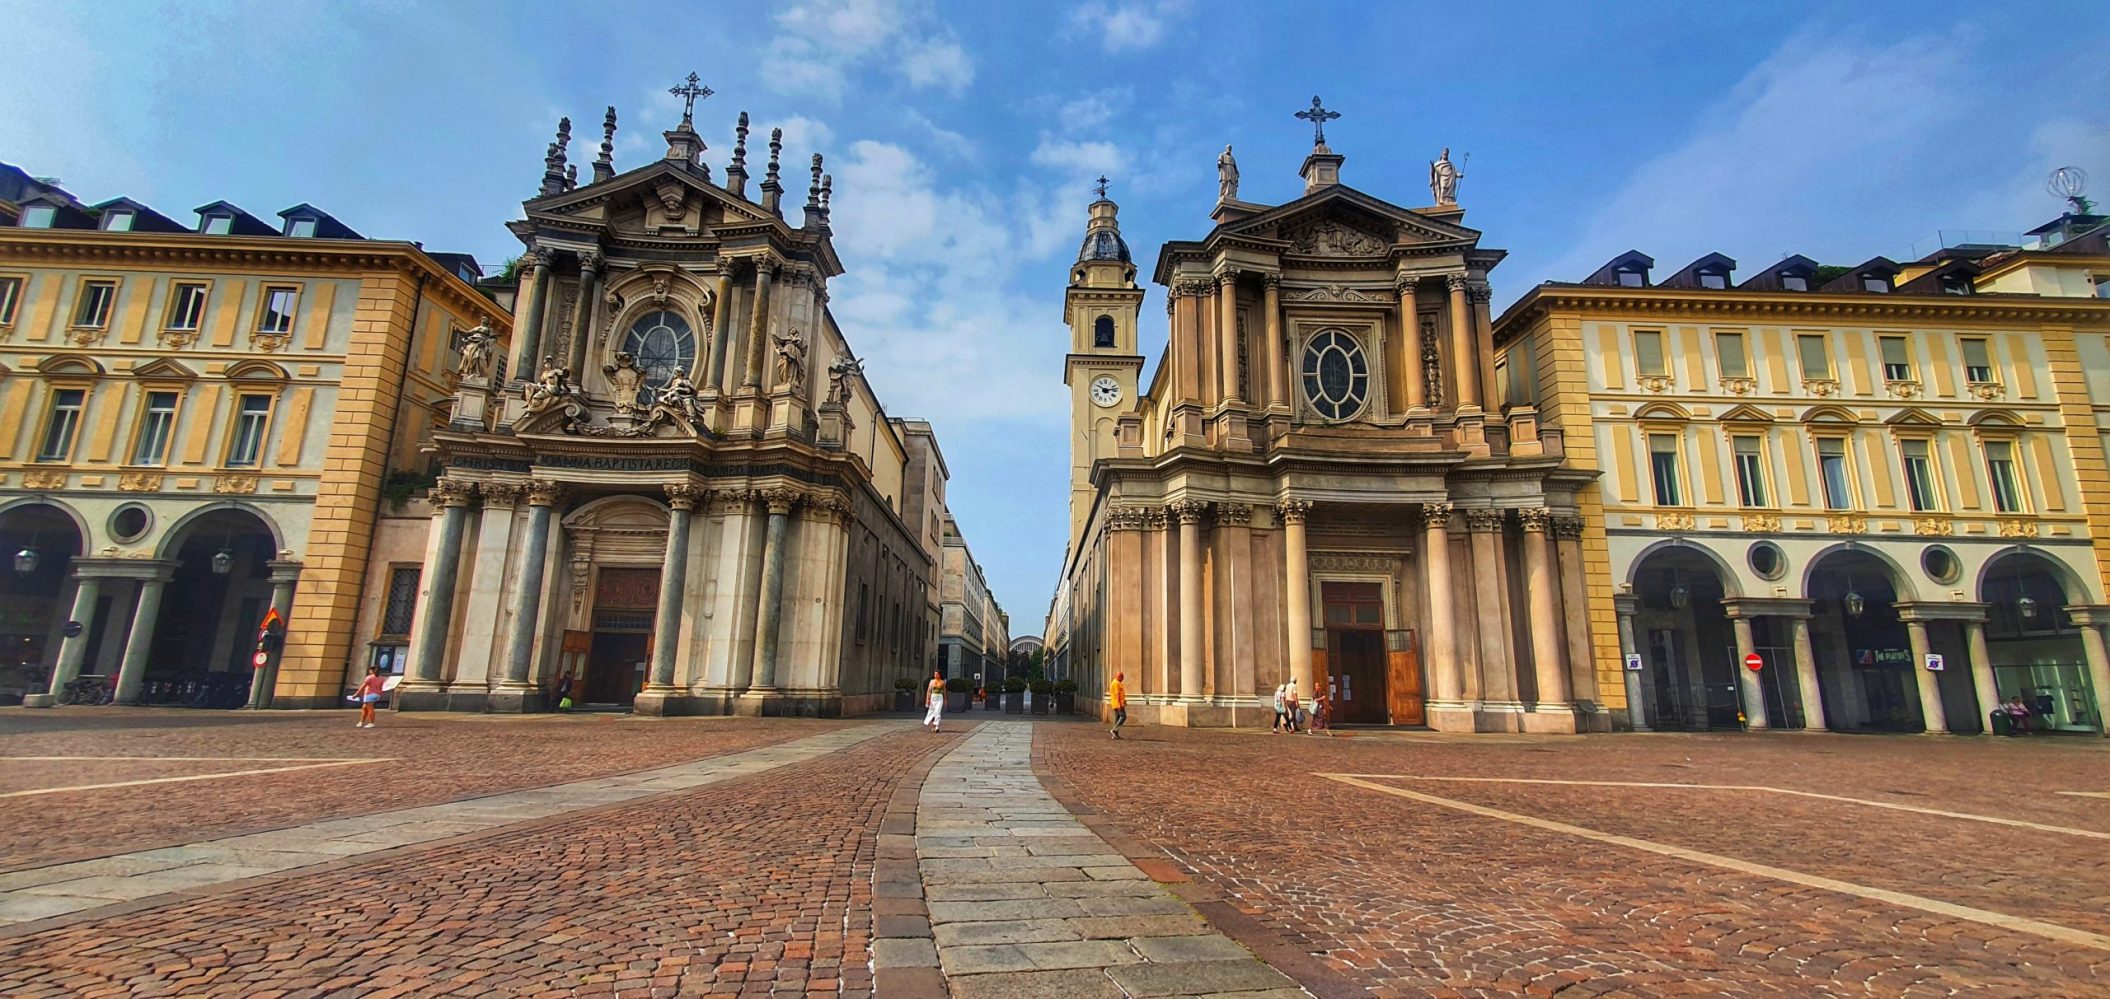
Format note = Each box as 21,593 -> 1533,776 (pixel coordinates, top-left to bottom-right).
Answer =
3,1 -> 2104,633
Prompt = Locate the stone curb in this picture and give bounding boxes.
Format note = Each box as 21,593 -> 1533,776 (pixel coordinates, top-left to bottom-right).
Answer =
871,721 -> 980,998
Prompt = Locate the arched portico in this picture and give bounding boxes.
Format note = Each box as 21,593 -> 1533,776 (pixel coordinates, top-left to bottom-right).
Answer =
1625,544 -> 1746,730
1977,549 -> 2100,734
142,506 -> 286,707
0,502 -> 84,703
1805,546 -> 1957,733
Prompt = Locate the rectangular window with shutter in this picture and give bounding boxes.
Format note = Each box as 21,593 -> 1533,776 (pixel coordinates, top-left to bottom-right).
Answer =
1900,439 -> 1938,511
1961,338 -> 1995,384
1633,330 -> 1667,378
1880,336 -> 1913,381
1732,435 -> 1768,507
1797,334 -> 1831,380
1716,331 -> 1748,379
1817,437 -> 1853,509
1648,433 -> 1682,506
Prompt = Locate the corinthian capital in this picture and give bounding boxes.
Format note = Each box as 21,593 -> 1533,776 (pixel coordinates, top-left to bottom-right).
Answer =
1421,502 -> 1454,529
1445,273 -> 1469,294
1463,507 -> 1506,533
431,476 -> 478,508
1214,502 -> 1252,526
1170,500 -> 1211,525
524,479 -> 568,508
664,482 -> 707,511
1553,514 -> 1587,540
761,487 -> 801,514
1276,499 -> 1312,525
479,481 -> 523,508
1515,507 -> 1553,533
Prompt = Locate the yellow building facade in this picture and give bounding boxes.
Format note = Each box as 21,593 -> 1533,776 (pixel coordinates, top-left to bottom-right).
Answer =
1496,221 -> 2110,736
0,196 -> 504,708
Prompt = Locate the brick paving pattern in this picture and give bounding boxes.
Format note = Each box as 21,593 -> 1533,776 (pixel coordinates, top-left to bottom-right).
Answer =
1036,724 -> 2110,997
0,724 -> 959,997
0,707 -> 837,872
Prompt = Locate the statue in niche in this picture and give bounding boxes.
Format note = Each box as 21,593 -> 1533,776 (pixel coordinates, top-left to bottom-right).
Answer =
826,354 -> 864,404
1430,147 -> 1464,205
772,327 -> 807,393
448,317 -> 497,381
602,351 -> 645,414
1217,144 -> 1239,201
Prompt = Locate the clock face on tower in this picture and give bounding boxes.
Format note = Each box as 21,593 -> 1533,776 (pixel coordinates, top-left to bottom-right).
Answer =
1089,376 -> 1122,407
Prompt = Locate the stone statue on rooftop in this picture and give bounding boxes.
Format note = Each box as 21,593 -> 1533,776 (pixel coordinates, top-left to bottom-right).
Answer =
1430,148 -> 1464,205
1218,145 -> 1239,201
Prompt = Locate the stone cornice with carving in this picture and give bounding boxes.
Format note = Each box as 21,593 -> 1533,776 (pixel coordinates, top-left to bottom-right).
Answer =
1463,507 -> 1506,533
431,476 -> 478,507
1310,552 -> 1404,573
1276,499 -> 1312,525
479,480 -> 524,507
118,471 -> 163,492
1214,502 -> 1252,527
1170,500 -> 1210,525
214,473 -> 259,495
664,482 -> 707,511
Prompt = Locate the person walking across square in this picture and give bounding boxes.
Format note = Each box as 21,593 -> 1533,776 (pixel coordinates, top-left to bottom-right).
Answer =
1284,679 -> 1303,734
351,666 -> 384,728
1271,683 -> 1288,734
924,670 -> 947,733
1108,671 -> 1128,739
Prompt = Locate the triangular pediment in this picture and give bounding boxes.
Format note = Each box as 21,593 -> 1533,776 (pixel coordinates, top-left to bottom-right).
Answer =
1716,404 -> 1773,424
1884,408 -> 1943,427
526,159 -> 777,232
130,358 -> 196,382
1217,185 -> 1481,252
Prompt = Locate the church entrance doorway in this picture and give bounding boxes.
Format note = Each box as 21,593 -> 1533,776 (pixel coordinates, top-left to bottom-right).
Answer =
1322,582 -> 1391,724
582,568 -> 659,708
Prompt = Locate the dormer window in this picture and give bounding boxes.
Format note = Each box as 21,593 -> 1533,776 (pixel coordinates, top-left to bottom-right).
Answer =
21,205 -> 55,228
103,210 -> 134,232
203,215 -> 232,235
1780,274 -> 1808,291
1939,274 -> 1973,295
1699,272 -> 1727,290
1861,276 -> 1890,293
1617,268 -> 1646,287
287,218 -> 317,238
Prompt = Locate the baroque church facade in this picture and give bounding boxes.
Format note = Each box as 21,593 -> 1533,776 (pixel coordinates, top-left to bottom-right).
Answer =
1051,106 -> 1610,732
388,84 -> 945,716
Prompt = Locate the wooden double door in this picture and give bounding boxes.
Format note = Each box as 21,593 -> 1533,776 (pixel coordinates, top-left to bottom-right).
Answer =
1321,582 -> 1425,726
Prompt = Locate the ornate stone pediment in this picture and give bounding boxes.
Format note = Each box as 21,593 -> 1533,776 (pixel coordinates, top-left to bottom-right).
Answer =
1282,218 -> 1392,257
527,159 -> 778,232
1285,284 -> 1388,303
1215,185 -> 1481,250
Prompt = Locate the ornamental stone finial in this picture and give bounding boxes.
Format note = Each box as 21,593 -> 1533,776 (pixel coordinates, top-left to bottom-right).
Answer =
593,106 -> 618,184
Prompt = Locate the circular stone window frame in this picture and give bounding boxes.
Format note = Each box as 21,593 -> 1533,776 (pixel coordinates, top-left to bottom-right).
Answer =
108,503 -> 153,545
1747,540 -> 1788,581
1299,328 -> 1372,423
1921,544 -> 1961,585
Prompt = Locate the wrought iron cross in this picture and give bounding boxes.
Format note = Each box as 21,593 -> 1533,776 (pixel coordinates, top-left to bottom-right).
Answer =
1094,175 -> 1109,199
1295,95 -> 1341,146
669,72 -> 713,120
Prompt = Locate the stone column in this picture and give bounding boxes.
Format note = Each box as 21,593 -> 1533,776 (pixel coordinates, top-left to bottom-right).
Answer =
1904,619 -> 1948,734
565,250 -> 602,376
510,249 -> 551,381
1171,287 -> 1200,404
1730,615 -> 1769,730
1422,503 -> 1468,729
1964,618 -> 1998,735
2070,607 -> 2110,737
750,488 -> 799,691
26,576 -> 104,707
1173,500 -> 1208,699
1791,614 -> 1828,732
407,477 -> 477,687
707,270 -> 735,390
1469,283 -> 1499,412
1398,277 -> 1426,412
1262,275 -> 1284,408
247,559 -> 302,709
743,261 -> 776,389
1279,500 -> 1313,699
1518,510 -> 1572,724
1615,594 -> 1649,731
113,569 -> 174,706
1464,509 -> 1516,715
648,483 -> 704,690
1218,271 -> 1242,405
1445,274 -> 1479,411
499,480 -> 565,702
1552,516 -> 1594,711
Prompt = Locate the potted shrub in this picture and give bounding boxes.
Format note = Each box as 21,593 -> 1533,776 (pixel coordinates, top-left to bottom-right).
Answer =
1003,676 -> 1027,714
944,675 -> 972,712
1030,678 -> 1054,715
1054,679 -> 1078,715
893,677 -> 917,713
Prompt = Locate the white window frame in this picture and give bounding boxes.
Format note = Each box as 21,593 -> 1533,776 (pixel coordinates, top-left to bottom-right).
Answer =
131,390 -> 180,466
1815,435 -> 1854,510
1647,432 -> 1684,507
37,388 -> 87,462
256,286 -> 299,335
73,279 -> 117,329
165,281 -> 209,331
0,275 -> 21,327
1898,437 -> 1940,512
1983,438 -> 2028,514
1731,434 -> 1770,508
225,393 -> 273,467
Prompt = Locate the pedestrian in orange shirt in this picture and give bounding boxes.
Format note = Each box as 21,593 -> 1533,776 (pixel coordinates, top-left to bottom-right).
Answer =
1107,672 -> 1127,740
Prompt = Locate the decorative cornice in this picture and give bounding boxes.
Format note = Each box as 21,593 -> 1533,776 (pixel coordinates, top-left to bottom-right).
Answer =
1500,285 -> 2110,333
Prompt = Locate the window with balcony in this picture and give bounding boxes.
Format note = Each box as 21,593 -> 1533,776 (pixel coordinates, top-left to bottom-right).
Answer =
131,391 -> 179,466
38,389 -> 86,461
1816,437 -> 1853,509
225,395 -> 272,467
1899,438 -> 1939,512
1648,433 -> 1683,506
165,282 -> 208,331
1732,435 -> 1769,507
1985,440 -> 2025,513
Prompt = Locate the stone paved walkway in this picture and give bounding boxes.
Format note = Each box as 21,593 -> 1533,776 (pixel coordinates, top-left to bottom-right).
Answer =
0,721 -> 901,927
886,721 -> 1304,998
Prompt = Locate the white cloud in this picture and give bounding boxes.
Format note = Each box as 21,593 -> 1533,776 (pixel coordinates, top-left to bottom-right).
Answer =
1029,137 -> 1126,178
905,109 -> 976,160
764,0 -> 974,101
1066,0 -> 1188,53
1055,90 -> 1129,133
1519,30 -> 1976,299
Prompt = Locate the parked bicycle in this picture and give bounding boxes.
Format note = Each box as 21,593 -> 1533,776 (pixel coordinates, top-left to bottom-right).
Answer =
55,674 -> 113,706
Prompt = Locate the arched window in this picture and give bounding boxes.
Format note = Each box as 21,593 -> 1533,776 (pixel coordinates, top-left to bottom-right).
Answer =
621,310 -> 696,395
1301,329 -> 1368,420
1093,315 -> 1115,349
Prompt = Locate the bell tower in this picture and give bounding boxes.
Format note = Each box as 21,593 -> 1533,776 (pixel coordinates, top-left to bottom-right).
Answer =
1062,178 -> 1144,549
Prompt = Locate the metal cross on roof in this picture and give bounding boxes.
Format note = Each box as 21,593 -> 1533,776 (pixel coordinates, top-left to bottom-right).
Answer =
1094,176 -> 1109,199
669,72 -> 714,121
1295,95 -> 1341,146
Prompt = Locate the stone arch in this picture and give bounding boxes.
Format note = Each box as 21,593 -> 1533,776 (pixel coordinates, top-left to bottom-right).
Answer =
1800,542 -> 1919,603
1799,404 -> 1858,425
32,354 -> 104,377
0,495 -> 91,546
153,502 -> 286,560
1975,545 -> 2095,604
604,264 -> 714,335
1632,401 -> 1693,423
1966,409 -> 2024,428
1627,538 -> 1743,598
